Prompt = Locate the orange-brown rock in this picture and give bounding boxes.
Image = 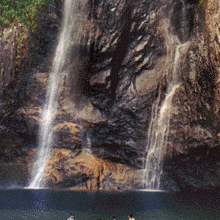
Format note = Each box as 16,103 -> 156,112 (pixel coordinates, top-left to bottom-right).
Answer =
42,148 -> 143,190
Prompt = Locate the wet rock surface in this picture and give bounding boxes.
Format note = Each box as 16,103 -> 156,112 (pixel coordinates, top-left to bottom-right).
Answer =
43,148 -> 143,190
1,0 -> 220,191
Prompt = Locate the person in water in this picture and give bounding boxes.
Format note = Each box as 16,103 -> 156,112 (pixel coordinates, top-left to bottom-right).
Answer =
67,213 -> 75,220
128,214 -> 135,220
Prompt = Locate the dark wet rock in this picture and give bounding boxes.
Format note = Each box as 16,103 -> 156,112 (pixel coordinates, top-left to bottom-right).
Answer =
0,27 -> 19,98
0,162 -> 29,187
163,145 -> 220,192
53,122 -> 82,149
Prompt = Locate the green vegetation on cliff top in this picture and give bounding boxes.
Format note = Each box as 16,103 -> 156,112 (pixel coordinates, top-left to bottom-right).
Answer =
199,0 -> 208,8
0,0 -> 51,32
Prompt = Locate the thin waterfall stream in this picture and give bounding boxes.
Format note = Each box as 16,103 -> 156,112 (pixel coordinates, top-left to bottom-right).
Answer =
144,83 -> 180,189
144,42 -> 189,189
28,0 -> 86,188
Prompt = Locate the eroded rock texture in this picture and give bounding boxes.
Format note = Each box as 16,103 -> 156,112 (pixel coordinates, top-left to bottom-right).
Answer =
1,0 -> 220,191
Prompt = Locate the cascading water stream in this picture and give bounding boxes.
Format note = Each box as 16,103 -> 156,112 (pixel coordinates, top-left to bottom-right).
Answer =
144,84 -> 180,189
143,43 -> 189,189
28,0 -> 86,188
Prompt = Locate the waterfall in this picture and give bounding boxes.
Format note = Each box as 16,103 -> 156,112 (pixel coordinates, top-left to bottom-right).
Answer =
144,84 -> 180,189
28,0 -> 86,188
143,42 -> 189,189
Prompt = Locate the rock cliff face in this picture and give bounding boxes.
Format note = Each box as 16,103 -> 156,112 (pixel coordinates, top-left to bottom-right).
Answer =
0,0 -> 220,191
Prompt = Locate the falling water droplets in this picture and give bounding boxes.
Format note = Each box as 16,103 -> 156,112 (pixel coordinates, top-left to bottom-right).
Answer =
143,42 -> 190,190
28,0 -> 87,188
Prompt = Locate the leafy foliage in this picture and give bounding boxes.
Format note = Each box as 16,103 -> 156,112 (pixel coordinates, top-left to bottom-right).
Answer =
0,0 -> 51,32
199,0 -> 208,8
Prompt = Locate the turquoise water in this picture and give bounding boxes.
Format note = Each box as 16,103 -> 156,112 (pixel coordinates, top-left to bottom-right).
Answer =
0,189 -> 219,219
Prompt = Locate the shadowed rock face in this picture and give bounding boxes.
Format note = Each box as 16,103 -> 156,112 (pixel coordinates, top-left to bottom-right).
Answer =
1,0 -> 220,191
86,0 -> 166,168
84,0 -> 204,167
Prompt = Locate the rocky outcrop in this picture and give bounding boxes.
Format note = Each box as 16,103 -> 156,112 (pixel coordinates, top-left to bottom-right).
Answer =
206,0 -> 220,133
42,148 -> 143,190
86,0 -> 166,168
1,0 -> 220,191
163,0 -> 220,191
